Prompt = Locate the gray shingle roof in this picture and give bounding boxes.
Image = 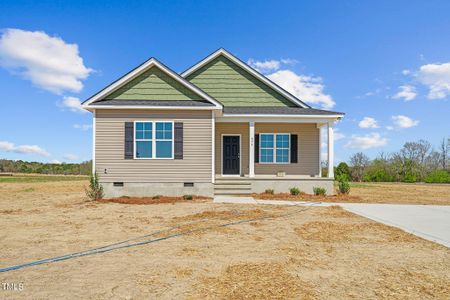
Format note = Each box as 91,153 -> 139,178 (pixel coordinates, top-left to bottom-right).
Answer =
223,106 -> 344,115
91,100 -> 215,107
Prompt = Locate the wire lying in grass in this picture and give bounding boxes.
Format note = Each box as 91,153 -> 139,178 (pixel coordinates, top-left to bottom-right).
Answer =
0,203 -> 320,273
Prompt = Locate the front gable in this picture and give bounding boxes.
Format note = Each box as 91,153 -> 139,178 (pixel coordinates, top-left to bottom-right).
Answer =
105,67 -> 203,101
185,55 -> 296,107
82,58 -> 222,109
183,49 -> 310,108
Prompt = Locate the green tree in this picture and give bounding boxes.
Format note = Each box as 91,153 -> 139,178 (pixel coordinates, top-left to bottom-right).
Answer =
335,162 -> 351,181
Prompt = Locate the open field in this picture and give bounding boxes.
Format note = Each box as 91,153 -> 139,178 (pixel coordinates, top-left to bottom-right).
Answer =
254,182 -> 450,205
348,182 -> 450,205
1,178 -> 449,299
0,173 -> 88,183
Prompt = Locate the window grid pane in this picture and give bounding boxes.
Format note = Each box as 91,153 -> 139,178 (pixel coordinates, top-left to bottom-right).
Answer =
136,141 -> 152,158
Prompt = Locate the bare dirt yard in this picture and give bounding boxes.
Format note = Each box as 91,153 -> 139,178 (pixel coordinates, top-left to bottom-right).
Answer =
1,178 -> 449,299
254,182 -> 450,205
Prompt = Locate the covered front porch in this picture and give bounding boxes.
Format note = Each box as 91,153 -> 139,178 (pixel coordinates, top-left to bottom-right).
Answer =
212,115 -> 337,195
213,120 -> 336,178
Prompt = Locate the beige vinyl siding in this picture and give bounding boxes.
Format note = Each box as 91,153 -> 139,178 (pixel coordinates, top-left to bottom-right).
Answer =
95,109 -> 212,182
255,123 -> 320,176
186,56 -> 295,107
105,67 -> 204,101
215,123 -> 249,175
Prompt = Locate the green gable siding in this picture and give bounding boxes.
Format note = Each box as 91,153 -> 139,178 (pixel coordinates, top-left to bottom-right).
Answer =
105,67 -> 204,101
185,56 -> 295,107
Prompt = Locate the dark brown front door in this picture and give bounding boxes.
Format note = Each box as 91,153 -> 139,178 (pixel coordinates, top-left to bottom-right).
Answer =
223,136 -> 240,175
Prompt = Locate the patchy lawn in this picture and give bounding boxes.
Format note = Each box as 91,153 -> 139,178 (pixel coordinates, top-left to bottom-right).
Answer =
0,180 -> 449,299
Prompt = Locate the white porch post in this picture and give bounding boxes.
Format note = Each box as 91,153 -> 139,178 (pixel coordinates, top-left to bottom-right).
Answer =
211,110 -> 215,183
249,121 -> 255,178
318,124 -> 322,177
92,109 -> 96,174
327,121 -> 334,178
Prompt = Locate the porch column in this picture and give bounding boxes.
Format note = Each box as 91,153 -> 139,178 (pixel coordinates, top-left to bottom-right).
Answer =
249,121 -> 255,178
327,121 -> 334,178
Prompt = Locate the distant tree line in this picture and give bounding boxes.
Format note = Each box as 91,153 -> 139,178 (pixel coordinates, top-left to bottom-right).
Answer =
0,159 -> 92,175
327,138 -> 450,183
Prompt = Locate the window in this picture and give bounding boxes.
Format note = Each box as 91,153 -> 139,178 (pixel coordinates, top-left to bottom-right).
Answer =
260,134 -> 274,163
276,134 -> 289,163
259,133 -> 290,164
135,121 -> 173,159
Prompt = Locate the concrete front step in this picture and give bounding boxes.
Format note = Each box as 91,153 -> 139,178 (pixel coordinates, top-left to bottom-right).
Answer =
214,184 -> 252,190
214,180 -> 252,185
214,191 -> 252,197
214,179 -> 253,196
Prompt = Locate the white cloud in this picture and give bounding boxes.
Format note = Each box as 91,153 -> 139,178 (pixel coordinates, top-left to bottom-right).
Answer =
392,85 -> 417,101
0,140 -> 50,156
248,58 -> 297,73
248,59 -> 281,73
0,141 -> 14,151
73,123 -> 92,131
63,153 -> 79,161
60,96 -> 86,113
402,69 -> 411,75
386,126 -> 394,131
416,62 -> 450,99
0,28 -> 92,94
358,117 -> 379,129
345,133 -> 388,150
51,159 -> 62,164
391,115 -> 419,129
268,70 -> 335,109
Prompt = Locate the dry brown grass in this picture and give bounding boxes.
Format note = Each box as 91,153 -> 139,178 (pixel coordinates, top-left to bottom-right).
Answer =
374,267 -> 450,299
350,182 -> 450,205
173,208 -> 273,222
318,205 -> 358,218
1,179 -> 449,299
190,262 -> 316,300
295,220 -> 419,243
254,182 -> 450,205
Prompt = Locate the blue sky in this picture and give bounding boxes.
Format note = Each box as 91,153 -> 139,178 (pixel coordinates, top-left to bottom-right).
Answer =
0,0 -> 449,164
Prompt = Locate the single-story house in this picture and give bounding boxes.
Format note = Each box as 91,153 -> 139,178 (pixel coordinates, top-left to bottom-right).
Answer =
82,49 -> 344,197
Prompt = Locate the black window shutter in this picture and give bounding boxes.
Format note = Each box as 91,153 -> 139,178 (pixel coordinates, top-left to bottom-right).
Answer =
254,134 -> 259,163
174,122 -> 183,159
124,122 -> 134,159
290,134 -> 298,163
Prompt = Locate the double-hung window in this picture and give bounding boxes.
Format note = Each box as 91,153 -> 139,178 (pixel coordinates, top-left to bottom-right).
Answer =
135,121 -> 173,159
259,133 -> 290,164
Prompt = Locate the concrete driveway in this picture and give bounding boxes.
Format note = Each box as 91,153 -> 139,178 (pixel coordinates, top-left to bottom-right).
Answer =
214,196 -> 450,248
339,203 -> 450,248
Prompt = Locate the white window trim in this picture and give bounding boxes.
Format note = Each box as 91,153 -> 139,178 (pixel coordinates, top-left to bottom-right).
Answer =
259,133 -> 290,164
133,120 -> 174,160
